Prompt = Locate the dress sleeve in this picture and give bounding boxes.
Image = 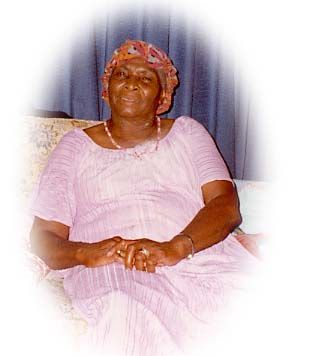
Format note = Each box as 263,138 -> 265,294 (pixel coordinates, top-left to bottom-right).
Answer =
184,117 -> 233,186
29,130 -> 81,227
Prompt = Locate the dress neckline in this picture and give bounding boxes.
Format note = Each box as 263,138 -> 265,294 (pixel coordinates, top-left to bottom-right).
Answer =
76,117 -> 183,153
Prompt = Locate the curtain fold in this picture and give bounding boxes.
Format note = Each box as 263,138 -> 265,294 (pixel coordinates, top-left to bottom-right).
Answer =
31,6 -> 264,180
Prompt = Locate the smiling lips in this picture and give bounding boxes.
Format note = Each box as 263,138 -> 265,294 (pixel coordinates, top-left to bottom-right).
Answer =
120,95 -> 138,103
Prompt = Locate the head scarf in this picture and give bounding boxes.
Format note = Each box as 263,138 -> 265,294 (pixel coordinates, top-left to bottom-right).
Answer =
101,40 -> 179,114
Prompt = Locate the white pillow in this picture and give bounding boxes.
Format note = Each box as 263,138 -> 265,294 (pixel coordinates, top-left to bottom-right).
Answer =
234,179 -> 271,234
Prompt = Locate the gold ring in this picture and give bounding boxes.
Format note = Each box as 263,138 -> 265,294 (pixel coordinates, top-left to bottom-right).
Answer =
138,248 -> 150,257
116,250 -> 124,257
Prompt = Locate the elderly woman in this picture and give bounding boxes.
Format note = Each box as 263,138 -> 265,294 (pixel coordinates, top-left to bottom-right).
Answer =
30,40 -> 257,355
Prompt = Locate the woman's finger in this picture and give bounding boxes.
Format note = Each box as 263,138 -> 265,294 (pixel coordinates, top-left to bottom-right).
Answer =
117,239 -> 140,256
134,253 -> 146,271
112,236 -> 122,242
106,240 -> 126,257
146,259 -> 156,273
107,238 -> 138,257
145,254 -> 158,273
114,254 -> 125,264
125,244 -> 136,270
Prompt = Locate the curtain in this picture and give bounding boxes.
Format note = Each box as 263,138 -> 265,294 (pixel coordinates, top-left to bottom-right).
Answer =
31,6 -> 264,180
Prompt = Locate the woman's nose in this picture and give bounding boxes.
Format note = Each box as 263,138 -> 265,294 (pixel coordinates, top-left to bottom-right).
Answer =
124,76 -> 139,90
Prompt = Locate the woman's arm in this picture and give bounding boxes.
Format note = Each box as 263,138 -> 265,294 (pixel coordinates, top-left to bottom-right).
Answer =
123,180 -> 241,271
30,217 -> 131,270
172,180 -> 241,256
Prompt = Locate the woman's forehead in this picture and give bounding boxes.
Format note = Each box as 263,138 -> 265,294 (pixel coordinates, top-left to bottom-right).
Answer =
115,58 -> 158,73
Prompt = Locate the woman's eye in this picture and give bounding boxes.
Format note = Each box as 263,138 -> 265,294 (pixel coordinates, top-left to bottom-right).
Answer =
141,76 -> 152,83
115,71 -> 126,78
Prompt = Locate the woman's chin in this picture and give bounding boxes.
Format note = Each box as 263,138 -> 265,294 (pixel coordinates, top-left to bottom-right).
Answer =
113,109 -> 154,119
117,111 -> 142,119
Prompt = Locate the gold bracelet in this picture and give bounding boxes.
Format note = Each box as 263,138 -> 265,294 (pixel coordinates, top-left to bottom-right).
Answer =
177,233 -> 195,259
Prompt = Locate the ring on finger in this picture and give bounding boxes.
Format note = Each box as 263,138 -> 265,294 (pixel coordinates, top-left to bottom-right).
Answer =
138,248 -> 150,257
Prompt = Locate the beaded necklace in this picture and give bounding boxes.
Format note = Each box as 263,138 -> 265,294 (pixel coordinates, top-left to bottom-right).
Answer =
103,116 -> 161,158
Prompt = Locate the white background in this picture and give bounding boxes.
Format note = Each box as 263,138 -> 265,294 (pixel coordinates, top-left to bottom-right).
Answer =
1,0 -> 313,355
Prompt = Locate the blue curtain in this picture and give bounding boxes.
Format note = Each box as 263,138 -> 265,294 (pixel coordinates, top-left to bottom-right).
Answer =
32,7 -> 263,180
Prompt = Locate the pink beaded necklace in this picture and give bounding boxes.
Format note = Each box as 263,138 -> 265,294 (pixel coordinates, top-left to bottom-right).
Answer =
103,116 -> 161,158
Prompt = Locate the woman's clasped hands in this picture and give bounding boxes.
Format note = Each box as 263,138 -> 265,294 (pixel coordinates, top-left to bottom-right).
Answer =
118,238 -> 187,273
81,236 -> 188,272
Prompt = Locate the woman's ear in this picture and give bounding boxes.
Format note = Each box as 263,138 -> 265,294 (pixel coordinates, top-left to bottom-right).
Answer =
158,89 -> 166,105
157,93 -> 169,115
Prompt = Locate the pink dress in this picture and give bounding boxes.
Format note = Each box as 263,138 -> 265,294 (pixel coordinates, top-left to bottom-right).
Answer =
30,116 -> 257,356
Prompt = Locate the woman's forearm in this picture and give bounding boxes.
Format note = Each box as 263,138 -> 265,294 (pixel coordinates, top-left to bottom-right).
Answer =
30,229 -> 88,270
171,192 -> 241,256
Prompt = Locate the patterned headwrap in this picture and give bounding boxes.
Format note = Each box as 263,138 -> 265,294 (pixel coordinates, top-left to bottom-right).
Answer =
101,40 -> 179,114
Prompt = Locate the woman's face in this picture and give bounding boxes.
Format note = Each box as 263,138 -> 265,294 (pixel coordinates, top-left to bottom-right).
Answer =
108,58 -> 163,119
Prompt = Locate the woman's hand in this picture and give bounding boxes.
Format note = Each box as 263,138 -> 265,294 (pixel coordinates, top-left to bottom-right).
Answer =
123,236 -> 191,272
77,237 -> 137,268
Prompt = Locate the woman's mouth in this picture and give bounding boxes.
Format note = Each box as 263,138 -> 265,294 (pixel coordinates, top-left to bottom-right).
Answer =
120,96 -> 138,103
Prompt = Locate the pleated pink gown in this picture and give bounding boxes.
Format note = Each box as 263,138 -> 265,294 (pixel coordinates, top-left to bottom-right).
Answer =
30,117 -> 258,356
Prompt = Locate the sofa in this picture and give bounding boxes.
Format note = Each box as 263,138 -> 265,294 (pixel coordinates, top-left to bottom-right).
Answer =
21,116 -> 270,335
